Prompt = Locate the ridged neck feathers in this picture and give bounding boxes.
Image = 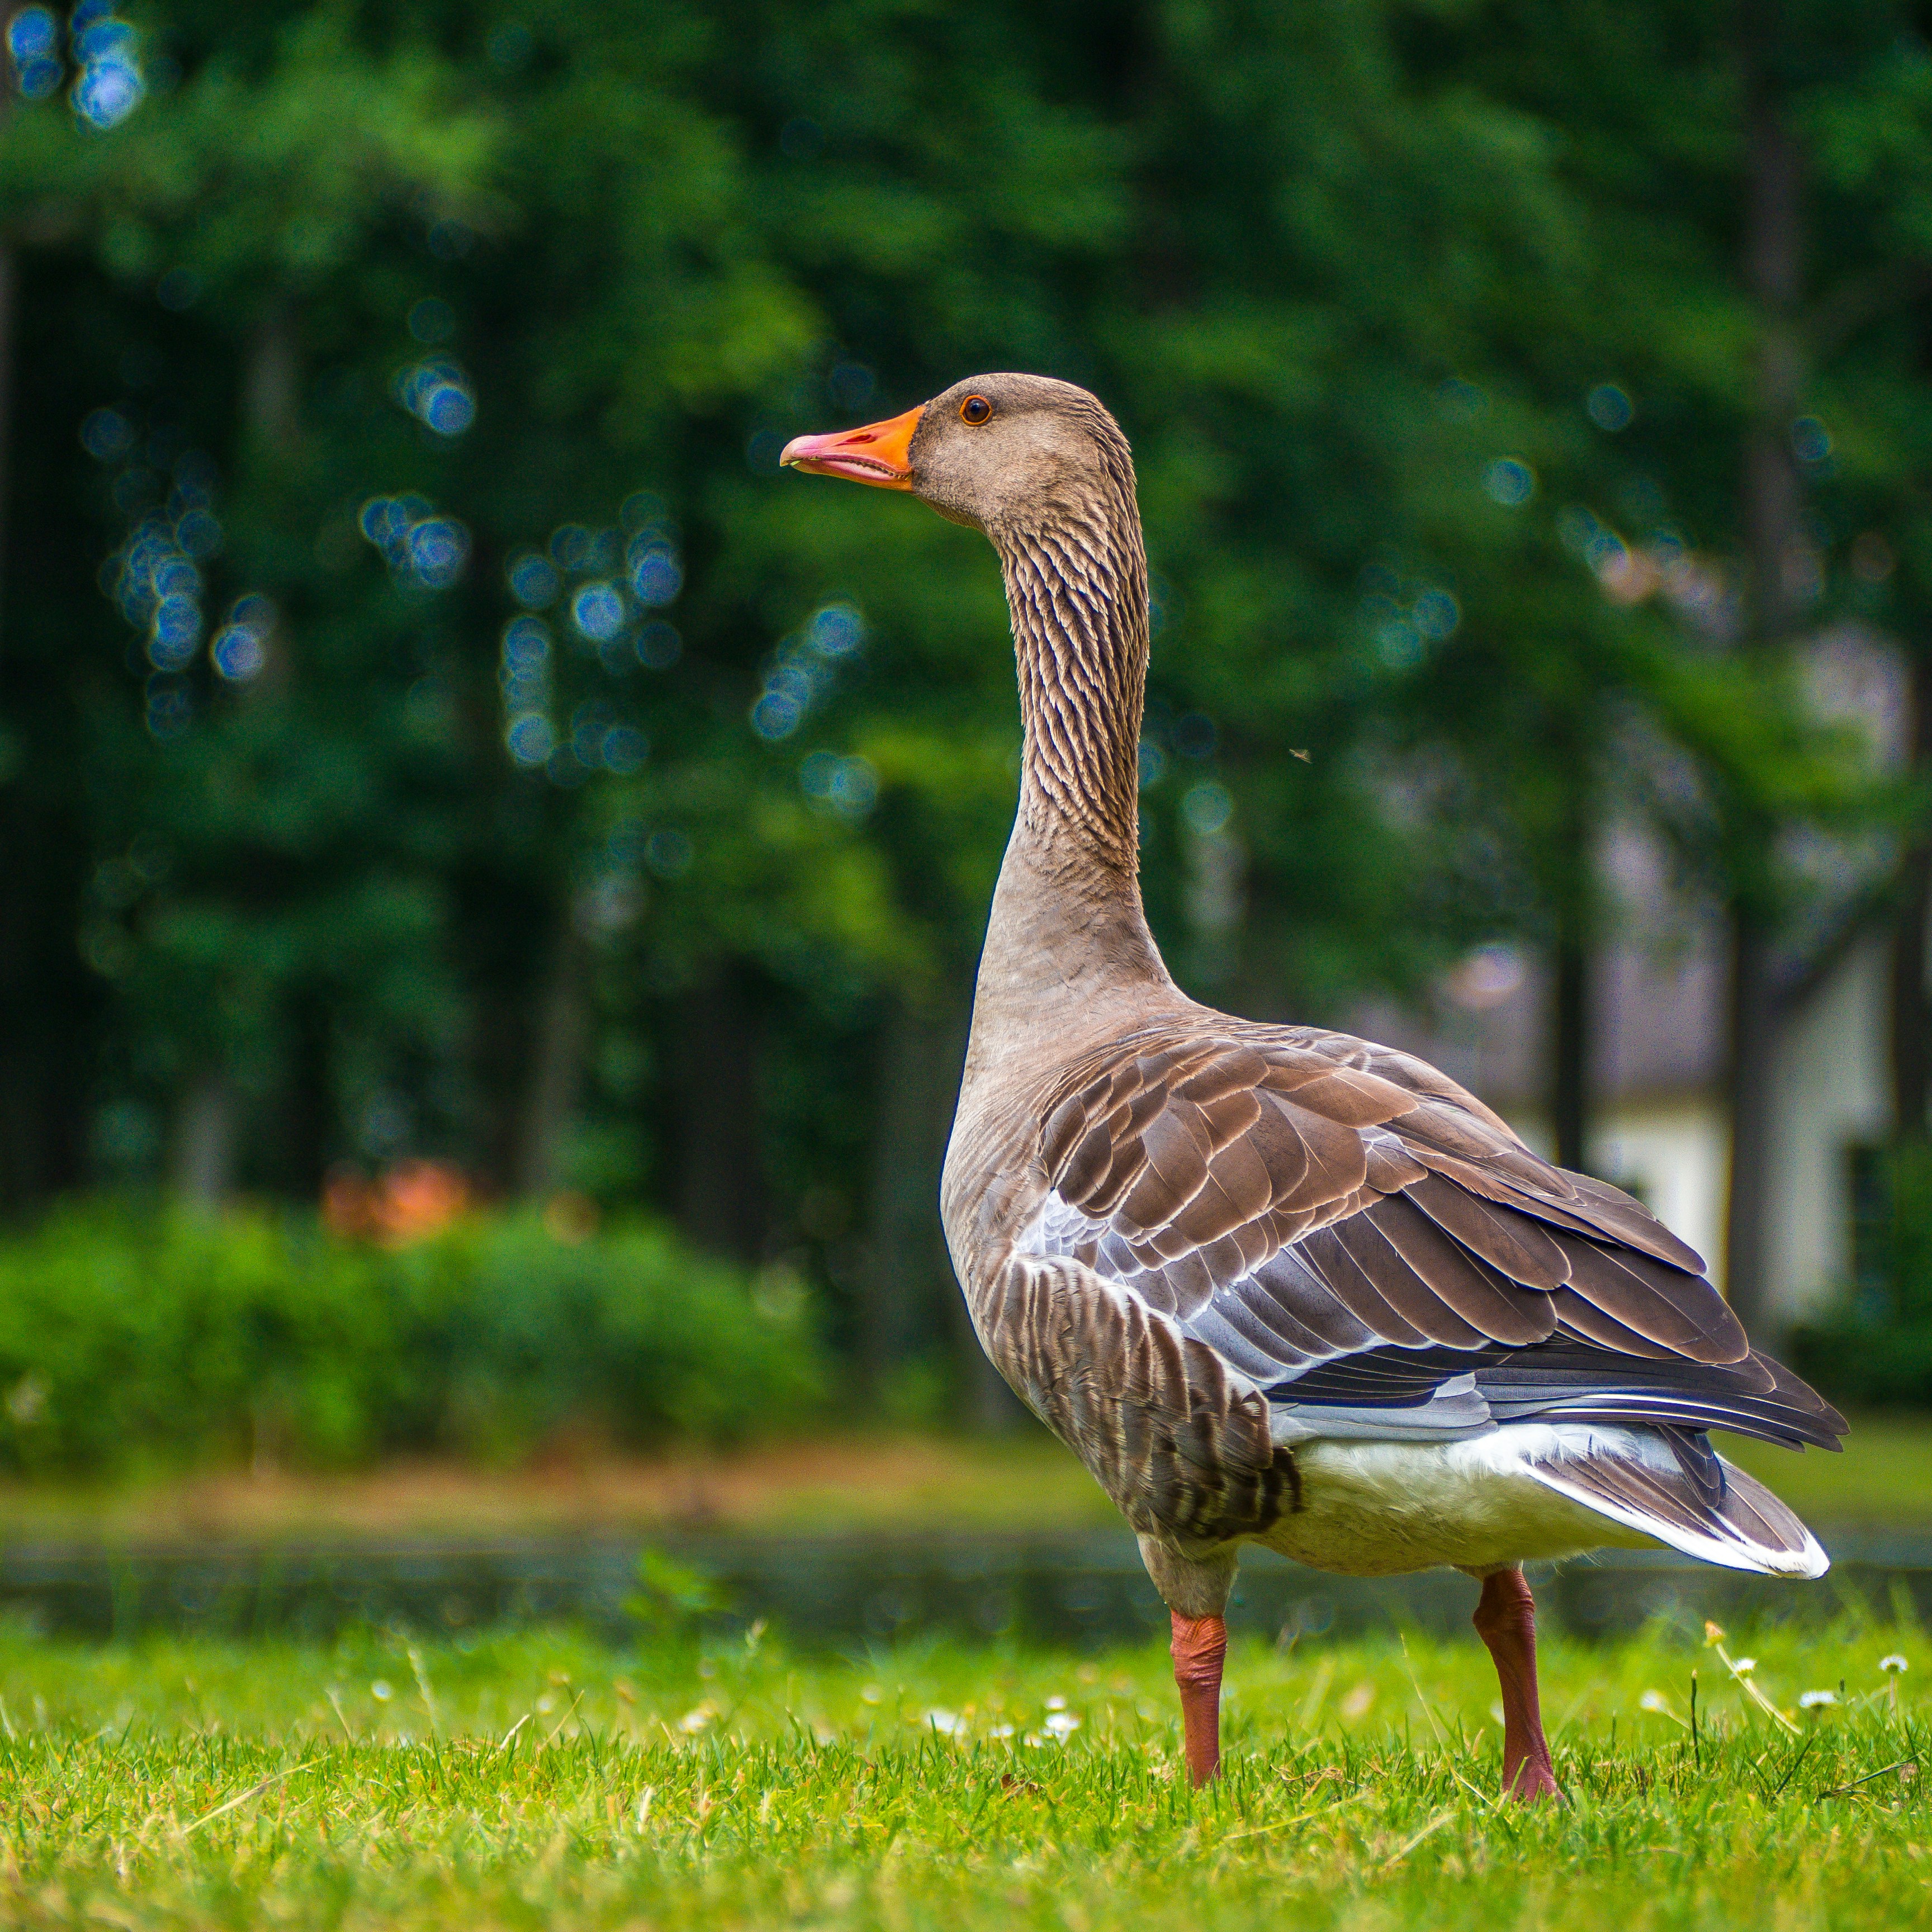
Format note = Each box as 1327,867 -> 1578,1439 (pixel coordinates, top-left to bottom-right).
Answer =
987,406 -> 1148,883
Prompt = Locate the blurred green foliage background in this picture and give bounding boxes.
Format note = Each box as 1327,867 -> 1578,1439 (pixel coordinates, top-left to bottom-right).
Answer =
7,0 -> 1932,1437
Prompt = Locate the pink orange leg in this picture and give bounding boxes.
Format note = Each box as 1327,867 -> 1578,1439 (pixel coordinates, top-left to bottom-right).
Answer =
1171,1611 -> 1227,1788
1472,1568 -> 1561,1802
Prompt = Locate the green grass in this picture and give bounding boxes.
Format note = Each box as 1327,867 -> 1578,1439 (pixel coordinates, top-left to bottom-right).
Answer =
2,1616 -> 1930,1929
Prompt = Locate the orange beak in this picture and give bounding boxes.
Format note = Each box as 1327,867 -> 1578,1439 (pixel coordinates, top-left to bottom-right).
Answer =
780,403 -> 923,490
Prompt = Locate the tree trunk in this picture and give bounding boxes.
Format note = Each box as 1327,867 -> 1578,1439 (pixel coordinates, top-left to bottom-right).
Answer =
0,229 -> 40,1201
864,996 -> 944,1395
171,308 -> 307,1213
285,993 -> 334,1197
1547,752 -> 1595,1175
1551,929 -> 1591,1174
514,911 -> 590,1199
170,1073 -> 238,1209
1892,648 -> 1932,1144
244,303 -> 302,453
1725,0 -> 1807,1333
0,242 -> 16,667
0,239 -> 93,1206
1725,920 -> 1781,1325
861,991 -> 1013,1423
239,304 -> 298,695
671,966 -> 765,1260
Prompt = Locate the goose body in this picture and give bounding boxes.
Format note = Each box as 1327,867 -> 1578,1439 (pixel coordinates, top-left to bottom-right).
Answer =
783,373 -> 1845,1800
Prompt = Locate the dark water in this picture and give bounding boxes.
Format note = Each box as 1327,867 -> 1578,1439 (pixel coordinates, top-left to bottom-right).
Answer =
1,1529 -> 1925,1647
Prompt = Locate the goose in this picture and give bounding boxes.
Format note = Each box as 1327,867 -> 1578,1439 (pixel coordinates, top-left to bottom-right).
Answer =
781,374 -> 1846,1802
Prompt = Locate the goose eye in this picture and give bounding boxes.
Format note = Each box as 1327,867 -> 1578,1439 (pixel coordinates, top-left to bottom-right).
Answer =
959,395 -> 993,425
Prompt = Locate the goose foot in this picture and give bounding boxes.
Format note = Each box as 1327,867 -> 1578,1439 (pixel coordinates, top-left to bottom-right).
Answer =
1169,1611 -> 1227,1787
1471,1567 -> 1562,1804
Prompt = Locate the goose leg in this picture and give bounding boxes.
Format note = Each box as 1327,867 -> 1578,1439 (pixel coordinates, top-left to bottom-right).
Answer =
1170,1611 -> 1227,1787
1138,1536 -> 1238,1787
1471,1566 -> 1561,1802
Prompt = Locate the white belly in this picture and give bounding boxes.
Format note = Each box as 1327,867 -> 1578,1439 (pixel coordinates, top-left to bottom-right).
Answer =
1259,1428 -> 1663,1577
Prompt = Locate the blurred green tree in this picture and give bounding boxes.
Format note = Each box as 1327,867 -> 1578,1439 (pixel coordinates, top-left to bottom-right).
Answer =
0,0 -> 1922,1414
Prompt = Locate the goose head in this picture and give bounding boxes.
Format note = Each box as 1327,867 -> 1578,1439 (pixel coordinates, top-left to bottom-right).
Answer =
782,373 -> 1149,877
780,373 -> 1131,539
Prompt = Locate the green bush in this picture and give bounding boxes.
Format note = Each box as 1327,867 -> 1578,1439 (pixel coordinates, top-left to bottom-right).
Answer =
1790,1142 -> 1932,1407
0,1202 -> 823,1478
1788,1318 -> 1932,1408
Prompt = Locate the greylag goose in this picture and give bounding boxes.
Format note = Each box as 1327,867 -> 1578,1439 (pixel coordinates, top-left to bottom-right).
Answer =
782,375 -> 1846,1802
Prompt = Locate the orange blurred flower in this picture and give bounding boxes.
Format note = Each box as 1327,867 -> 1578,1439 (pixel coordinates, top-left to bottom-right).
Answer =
322,1159 -> 471,1245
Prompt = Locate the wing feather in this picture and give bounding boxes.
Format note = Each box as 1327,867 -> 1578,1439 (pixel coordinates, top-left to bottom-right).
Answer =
1023,1019 -> 1832,1450
1267,1341 -> 1846,1452
1545,1285 -> 1682,1360
1561,1240 -> 1748,1361
1263,1096 -> 1368,1210
1404,1172 -> 1571,1289
1196,1087 -> 1265,1153
1177,1050 -> 1270,1104
1319,1217 -> 1498,1348
1278,1233 -> 1440,1348
1119,1111 -> 1210,1230
1356,1195 -> 1554,1346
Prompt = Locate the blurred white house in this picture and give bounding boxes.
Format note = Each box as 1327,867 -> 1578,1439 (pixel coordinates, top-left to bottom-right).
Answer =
1347,626 -> 1910,1326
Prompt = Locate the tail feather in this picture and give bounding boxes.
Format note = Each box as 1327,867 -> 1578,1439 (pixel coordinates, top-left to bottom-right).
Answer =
1523,1426 -> 1827,1579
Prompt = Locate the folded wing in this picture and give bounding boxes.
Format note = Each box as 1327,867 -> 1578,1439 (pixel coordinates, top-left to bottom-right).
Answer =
1022,1021 -> 1845,1452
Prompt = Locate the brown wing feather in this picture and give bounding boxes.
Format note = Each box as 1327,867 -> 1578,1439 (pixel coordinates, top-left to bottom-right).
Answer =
1288,1228 -> 1442,1348
1403,1172 -> 1571,1289
1357,1194 -> 1555,1346
1559,1240 -> 1748,1361
1310,1217 -> 1498,1348
1405,1143 -> 1705,1275
1034,1018 -> 1741,1377
1544,1286 -> 1683,1360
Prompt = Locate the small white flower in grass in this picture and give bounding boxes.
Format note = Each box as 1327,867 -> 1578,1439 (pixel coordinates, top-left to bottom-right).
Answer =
1639,1690 -> 1671,1714
1730,1658 -> 1758,1677
989,1724 -> 1015,1740
1339,1682 -> 1377,1720
1044,1711 -> 1081,1738
859,1684 -> 882,1706
924,1709 -> 962,1736
678,1703 -> 716,1734
1045,1695 -> 1068,1711
1799,1690 -> 1839,1711
370,1680 -> 394,1702
1881,1655 -> 1910,1675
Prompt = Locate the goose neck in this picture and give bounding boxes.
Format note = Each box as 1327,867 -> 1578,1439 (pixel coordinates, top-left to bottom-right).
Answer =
996,505 -> 1147,878
962,489 -> 1178,1074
